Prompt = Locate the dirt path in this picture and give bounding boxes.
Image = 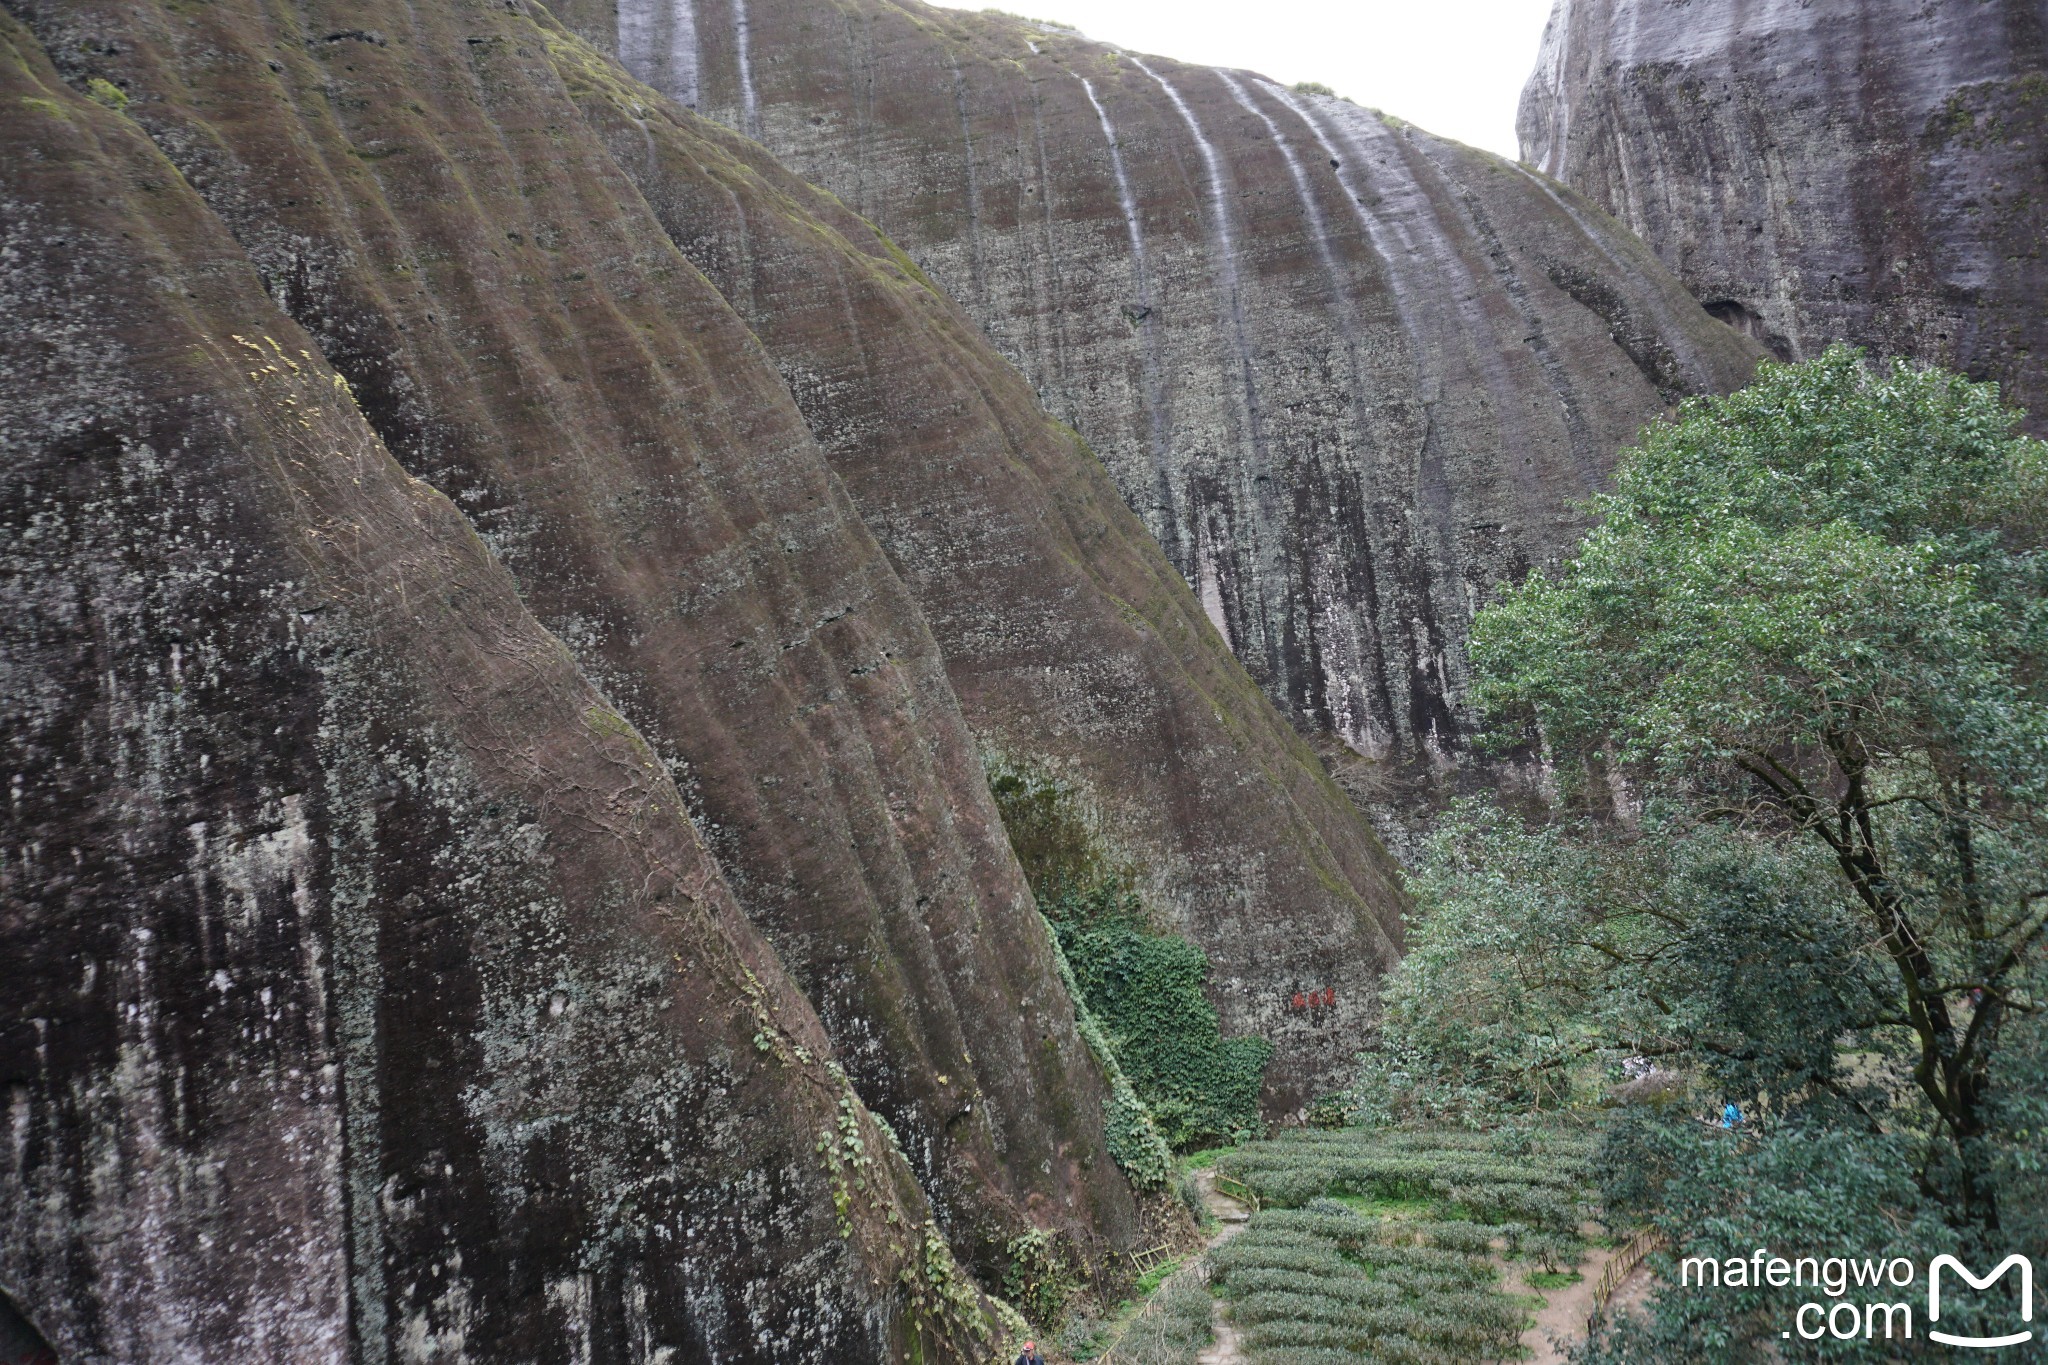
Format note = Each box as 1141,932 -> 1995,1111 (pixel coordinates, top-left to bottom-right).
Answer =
1190,1170 -> 1249,1365
1514,1242 -> 1654,1364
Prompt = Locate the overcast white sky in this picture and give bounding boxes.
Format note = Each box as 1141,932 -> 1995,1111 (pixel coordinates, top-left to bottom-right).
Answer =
929,0 -> 1558,160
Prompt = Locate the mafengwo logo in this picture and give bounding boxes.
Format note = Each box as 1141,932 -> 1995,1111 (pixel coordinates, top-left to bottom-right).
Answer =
1680,1249 -> 2035,1348
1929,1255 -> 2033,1350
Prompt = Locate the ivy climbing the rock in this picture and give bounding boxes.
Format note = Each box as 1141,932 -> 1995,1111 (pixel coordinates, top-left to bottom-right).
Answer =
1045,877 -> 1272,1149
987,762 -> 1272,1157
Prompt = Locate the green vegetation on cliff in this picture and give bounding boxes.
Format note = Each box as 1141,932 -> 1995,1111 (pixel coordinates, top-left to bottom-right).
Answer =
1046,878 -> 1273,1151
990,765 -> 1273,1153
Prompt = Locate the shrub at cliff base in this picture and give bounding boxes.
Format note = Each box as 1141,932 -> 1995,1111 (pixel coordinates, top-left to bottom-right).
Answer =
988,768 -> 1273,1151
1359,349 -> 2046,1361
1045,876 -> 1272,1150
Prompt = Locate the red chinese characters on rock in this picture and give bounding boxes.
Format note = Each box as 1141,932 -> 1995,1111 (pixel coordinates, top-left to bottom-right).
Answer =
1288,987 -> 1337,1012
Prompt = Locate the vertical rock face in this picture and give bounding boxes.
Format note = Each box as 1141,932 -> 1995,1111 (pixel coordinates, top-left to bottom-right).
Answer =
553,27 -> 1407,1110
0,16 -> 994,1360
562,0 -> 1762,778
1521,0 -> 2048,424
13,0 -> 1144,1289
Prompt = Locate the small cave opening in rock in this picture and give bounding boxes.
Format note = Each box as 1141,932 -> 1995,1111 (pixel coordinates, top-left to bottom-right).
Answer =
1702,298 -> 1793,359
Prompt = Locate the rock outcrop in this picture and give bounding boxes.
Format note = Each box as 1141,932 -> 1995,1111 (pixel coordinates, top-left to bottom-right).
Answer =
564,0 -> 1763,781
3,0 -> 1423,1353
1521,0 -> 2048,424
0,14 -> 1004,1358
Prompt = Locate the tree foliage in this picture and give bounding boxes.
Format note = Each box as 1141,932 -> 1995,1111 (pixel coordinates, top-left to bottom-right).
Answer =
1358,351 -> 2048,1358
1470,347 -> 2047,1228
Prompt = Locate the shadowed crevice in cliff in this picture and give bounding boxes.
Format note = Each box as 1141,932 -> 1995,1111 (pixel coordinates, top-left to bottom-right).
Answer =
0,1289 -> 54,1365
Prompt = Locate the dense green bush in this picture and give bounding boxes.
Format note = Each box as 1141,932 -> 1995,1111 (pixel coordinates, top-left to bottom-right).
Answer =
1587,1119 -> 2028,1363
1050,883 -> 1272,1149
1217,1131 -> 1591,1237
1173,1168 -> 1210,1226
987,764 -> 1273,1150
1219,1268 -> 1402,1307
1042,917 -> 1171,1189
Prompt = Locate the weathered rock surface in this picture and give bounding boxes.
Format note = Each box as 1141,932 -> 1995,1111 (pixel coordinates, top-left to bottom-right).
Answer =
552,22 -> 1407,1109
0,14 -> 1003,1359
1521,0 -> 2048,423
11,0 -> 1151,1291
566,0 -> 1763,778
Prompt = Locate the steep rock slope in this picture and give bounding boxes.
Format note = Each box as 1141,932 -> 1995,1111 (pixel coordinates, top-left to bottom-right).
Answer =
1521,0 -> 2048,423
13,0 -> 1141,1283
548,25 -> 1406,1108
0,16 -> 1004,1360
566,0 -> 1763,776
5,0 -> 1421,1324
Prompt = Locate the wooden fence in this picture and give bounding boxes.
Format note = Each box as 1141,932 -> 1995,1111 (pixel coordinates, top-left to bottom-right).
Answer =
1214,1173 -> 1261,1212
1130,1241 -> 1174,1276
1588,1226 -> 1663,1332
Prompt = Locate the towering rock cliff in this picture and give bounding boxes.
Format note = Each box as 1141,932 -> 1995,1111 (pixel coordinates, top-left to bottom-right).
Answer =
562,0 -> 1763,783
3,0 -> 1424,1354
1521,0 -> 2048,425
9,0 -> 1174,1297
0,15 -> 1007,1358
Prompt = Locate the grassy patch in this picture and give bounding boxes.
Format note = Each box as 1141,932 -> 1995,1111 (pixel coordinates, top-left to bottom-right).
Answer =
1133,1258 -> 1185,1297
1526,1269 -> 1583,1290
1332,1192 -> 1439,1220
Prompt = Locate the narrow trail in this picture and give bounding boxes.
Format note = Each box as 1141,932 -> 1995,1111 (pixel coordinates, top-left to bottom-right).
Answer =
1514,1241 -> 1654,1364
1190,1170 -> 1249,1365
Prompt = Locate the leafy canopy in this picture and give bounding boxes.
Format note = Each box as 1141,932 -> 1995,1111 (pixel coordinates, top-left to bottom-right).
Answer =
1473,344 -> 2047,788
1347,347 -> 2048,1357
1474,347 -> 2047,1220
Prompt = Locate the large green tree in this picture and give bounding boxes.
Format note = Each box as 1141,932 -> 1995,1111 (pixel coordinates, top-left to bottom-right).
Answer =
1466,347 -> 2047,1234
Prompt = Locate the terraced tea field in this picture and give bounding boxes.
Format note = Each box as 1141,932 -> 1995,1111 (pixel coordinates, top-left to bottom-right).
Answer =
1205,1126 -> 1602,1363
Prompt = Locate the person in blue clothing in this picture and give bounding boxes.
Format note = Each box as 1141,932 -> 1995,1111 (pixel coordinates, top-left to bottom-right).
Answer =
1721,1101 -> 1743,1128
1015,1340 -> 1045,1365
